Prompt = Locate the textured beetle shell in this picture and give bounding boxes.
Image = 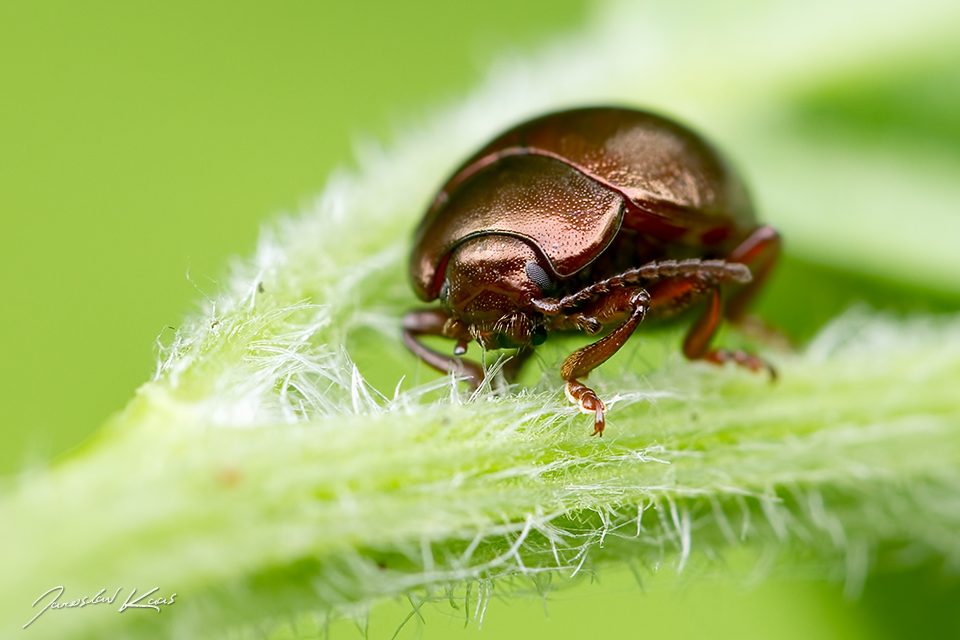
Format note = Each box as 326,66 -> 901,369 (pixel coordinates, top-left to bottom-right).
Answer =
410,107 -> 756,301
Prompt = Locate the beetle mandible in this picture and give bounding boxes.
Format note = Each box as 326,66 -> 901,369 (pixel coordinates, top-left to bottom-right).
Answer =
403,107 -> 780,436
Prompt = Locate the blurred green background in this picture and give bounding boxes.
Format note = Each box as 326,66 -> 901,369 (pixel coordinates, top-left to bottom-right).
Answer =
0,0 -> 588,473
2,1 -> 959,638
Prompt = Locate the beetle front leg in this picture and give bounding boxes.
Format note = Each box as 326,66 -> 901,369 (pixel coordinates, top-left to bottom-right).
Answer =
402,309 -> 485,389
559,288 -> 649,436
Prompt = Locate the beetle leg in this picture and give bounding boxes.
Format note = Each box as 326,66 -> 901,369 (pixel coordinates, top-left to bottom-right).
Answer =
676,285 -> 774,378
725,225 -> 781,323
402,309 -> 484,389
559,288 -> 650,436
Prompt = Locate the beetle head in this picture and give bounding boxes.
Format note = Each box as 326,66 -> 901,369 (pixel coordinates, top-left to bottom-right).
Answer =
439,235 -> 553,350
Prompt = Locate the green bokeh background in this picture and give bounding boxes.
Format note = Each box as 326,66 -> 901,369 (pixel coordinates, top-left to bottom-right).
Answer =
0,0 -> 588,473
3,2 -> 959,638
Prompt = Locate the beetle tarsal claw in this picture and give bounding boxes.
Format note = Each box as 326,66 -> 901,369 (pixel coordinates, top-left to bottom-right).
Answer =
591,407 -> 605,437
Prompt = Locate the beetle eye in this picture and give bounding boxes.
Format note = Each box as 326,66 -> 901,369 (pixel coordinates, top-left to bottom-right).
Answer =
524,262 -> 554,295
439,279 -> 450,301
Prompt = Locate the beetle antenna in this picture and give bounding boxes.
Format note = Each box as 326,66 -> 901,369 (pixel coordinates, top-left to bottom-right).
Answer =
542,259 -> 751,312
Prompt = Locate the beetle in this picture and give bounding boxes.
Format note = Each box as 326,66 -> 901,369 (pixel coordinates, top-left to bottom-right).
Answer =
403,107 -> 780,435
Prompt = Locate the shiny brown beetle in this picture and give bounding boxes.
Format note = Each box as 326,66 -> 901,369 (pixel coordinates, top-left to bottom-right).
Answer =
403,107 -> 780,435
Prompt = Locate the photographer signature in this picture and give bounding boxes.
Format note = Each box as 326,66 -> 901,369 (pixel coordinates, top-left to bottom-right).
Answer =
24,586 -> 177,628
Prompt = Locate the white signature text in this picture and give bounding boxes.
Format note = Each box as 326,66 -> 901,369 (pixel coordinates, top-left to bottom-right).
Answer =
24,586 -> 177,628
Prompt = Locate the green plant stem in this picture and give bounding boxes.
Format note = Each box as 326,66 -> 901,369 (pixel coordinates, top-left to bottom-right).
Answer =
3,311 -> 960,638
